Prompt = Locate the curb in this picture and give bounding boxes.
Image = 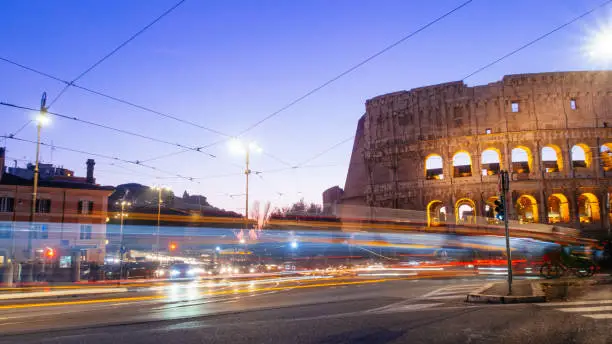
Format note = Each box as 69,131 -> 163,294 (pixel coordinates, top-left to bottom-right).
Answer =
466,282 -> 546,304
0,287 -> 128,300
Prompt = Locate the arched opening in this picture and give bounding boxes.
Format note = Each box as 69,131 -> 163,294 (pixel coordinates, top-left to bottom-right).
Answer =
600,144 -> 612,171
425,154 -> 444,180
455,198 -> 476,224
547,193 -> 569,223
541,145 -> 563,172
452,151 -> 472,178
481,148 -> 501,176
571,144 -> 591,169
516,195 -> 538,223
578,193 -> 600,224
511,146 -> 532,174
484,196 -> 501,224
427,200 -> 446,227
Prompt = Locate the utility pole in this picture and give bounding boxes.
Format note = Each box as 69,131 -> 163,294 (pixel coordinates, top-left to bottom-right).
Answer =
118,200 -> 130,282
500,170 -> 513,295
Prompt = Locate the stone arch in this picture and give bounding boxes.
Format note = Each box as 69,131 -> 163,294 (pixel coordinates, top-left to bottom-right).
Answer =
424,154 -> 444,180
455,198 -> 476,224
577,192 -> 600,223
541,144 -> 563,172
484,196 -> 501,223
481,148 -> 501,176
571,143 -> 592,169
511,146 -> 532,174
426,200 -> 447,227
516,194 -> 538,223
600,143 -> 612,171
452,151 -> 472,178
547,193 -> 570,223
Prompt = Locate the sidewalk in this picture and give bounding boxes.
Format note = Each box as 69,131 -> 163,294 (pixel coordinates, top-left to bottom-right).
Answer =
0,287 -> 128,300
466,279 -> 545,304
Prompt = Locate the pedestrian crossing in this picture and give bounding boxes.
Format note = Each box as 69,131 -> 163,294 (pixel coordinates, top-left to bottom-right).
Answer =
537,299 -> 612,320
419,284 -> 483,300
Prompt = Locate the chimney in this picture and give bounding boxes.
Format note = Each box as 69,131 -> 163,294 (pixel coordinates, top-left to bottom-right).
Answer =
86,159 -> 95,184
0,147 -> 4,183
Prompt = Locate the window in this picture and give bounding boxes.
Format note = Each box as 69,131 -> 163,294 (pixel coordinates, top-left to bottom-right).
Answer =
425,155 -> 444,180
571,144 -> 590,168
80,224 -> 92,240
0,197 -> 14,212
78,200 -> 94,215
511,101 -> 519,112
452,152 -> 472,177
541,145 -> 562,172
0,223 -> 11,239
481,149 -> 501,175
35,199 -> 51,213
570,98 -> 577,110
511,147 -> 531,173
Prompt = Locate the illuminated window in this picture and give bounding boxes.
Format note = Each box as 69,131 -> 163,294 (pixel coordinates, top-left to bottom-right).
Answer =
516,195 -> 538,223
511,102 -> 519,112
601,144 -> 612,171
485,128 -> 492,134
425,155 -> 444,180
571,144 -> 590,168
570,99 -> 577,110
481,149 -> 501,175
578,193 -> 600,224
511,147 -> 531,174
452,152 -> 472,178
541,145 -> 562,172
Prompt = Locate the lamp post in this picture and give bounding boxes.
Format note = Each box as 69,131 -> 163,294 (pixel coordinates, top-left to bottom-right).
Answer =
152,185 -> 170,258
30,92 -> 50,222
117,200 -> 130,281
229,139 -> 262,230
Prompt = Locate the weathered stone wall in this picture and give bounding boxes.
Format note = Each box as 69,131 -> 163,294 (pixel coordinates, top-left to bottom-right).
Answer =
342,71 -> 612,235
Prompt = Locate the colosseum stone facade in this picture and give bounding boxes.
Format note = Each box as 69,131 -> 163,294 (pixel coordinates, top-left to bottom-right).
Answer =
342,71 -> 612,237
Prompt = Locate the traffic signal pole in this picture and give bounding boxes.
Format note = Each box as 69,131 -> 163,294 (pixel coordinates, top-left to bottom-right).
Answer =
500,170 -> 513,295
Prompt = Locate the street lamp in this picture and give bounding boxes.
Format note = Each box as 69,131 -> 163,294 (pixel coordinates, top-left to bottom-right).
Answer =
229,138 -> 262,230
152,185 -> 170,256
30,92 -> 50,223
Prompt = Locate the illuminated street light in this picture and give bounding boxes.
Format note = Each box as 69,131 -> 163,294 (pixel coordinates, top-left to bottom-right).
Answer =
228,138 -> 262,230
239,238 -> 246,244
290,240 -> 298,249
152,185 -> 171,257
215,246 -> 221,251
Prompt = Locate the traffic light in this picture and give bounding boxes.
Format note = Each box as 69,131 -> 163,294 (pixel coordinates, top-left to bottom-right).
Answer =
169,242 -> 177,251
494,199 -> 505,221
44,247 -> 55,260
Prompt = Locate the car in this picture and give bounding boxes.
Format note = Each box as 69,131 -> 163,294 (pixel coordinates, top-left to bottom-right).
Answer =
168,263 -> 204,279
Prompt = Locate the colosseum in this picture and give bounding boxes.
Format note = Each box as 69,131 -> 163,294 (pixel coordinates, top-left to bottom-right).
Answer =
340,71 -> 612,238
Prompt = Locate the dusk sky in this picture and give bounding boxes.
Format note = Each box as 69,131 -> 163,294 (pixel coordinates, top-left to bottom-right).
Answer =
1,0 -> 610,214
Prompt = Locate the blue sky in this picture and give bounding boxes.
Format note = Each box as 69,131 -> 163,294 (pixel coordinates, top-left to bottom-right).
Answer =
0,0 -> 610,213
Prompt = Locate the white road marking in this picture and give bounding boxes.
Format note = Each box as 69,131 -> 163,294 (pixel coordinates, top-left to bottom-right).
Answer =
584,313 -> 612,319
556,305 -> 612,313
538,300 -> 612,307
373,303 -> 443,314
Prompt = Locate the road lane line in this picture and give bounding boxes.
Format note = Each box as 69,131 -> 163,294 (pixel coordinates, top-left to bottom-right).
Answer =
583,313 -> 612,319
556,305 -> 612,313
0,295 -> 165,310
538,300 -> 612,307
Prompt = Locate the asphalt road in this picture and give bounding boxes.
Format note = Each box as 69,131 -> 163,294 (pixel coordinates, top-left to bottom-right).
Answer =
0,276 -> 610,344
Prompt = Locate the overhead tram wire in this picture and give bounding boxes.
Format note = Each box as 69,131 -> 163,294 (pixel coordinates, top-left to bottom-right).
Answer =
47,0 -> 187,108
0,102 -> 217,158
233,0 -> 474,137
462,0 -> 612,81
1,135 -> 201,184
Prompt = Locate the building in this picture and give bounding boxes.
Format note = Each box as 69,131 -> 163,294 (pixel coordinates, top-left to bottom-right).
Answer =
341,71 -> 612,237
0,148 -> 114,264
322,186 -> 344,214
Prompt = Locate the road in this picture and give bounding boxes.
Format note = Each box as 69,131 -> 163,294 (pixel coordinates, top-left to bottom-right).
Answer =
0,275 -> 610,343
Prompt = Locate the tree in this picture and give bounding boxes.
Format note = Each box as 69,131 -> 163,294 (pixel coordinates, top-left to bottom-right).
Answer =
183,190 -> 189,199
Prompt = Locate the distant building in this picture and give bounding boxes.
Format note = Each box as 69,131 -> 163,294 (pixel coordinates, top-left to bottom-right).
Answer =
0,148 -> 114,264
322,186 -> 344,214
